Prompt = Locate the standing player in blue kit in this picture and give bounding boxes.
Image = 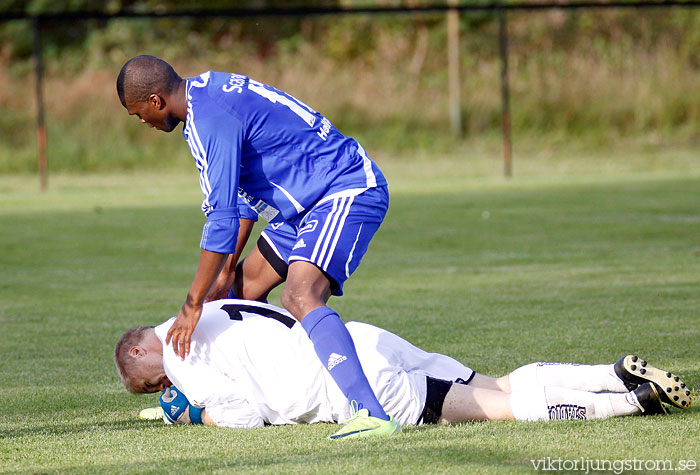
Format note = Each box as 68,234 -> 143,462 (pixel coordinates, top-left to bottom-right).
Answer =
116,55 -> 398,439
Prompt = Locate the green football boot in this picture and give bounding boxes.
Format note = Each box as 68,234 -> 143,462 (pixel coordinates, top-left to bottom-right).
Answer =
329,408 -> 401,440
139,406 -> 165,421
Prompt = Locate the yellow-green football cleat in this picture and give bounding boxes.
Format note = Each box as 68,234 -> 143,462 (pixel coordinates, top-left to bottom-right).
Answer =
329,409 -> 401,440
139,406 -> 165,421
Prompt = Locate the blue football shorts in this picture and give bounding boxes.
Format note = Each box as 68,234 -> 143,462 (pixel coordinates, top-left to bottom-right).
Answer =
257,185 -> 389,296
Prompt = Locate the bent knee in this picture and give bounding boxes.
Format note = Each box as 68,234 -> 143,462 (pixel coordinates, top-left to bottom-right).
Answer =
281,283 -> 330,320
279,285 -> 298,313
468,373 -> 510,392
496,375 -> 511,393
280,285 -> 311,318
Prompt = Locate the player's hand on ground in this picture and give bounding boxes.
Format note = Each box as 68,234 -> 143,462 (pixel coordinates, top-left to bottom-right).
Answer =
166,301 -> 203,359
160,386 -> 203,425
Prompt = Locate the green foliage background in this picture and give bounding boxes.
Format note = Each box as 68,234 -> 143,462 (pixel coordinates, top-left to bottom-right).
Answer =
0,1 -> 699,173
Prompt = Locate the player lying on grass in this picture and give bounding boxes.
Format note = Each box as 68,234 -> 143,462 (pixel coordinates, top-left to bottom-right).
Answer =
115,299 -> 692,437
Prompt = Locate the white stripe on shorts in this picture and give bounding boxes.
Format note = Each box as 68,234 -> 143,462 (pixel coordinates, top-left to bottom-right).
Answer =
260,231 -> 286,261
310,196 -> 354,271
310,198 -> 339,263
322,195 -> 354,271
312,197 -> 346,268
345,223 -> 363,279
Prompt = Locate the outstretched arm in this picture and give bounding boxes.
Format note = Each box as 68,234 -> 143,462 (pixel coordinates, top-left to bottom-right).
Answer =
166,249 -> 227,359
205,218 -> 255,302
175,87 -> 246,354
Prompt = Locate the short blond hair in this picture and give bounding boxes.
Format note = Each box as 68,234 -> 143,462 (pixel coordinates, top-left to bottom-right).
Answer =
114,326 -> 153,393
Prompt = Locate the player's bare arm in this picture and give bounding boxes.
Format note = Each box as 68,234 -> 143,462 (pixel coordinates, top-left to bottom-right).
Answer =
201,409 -> 216,426
205,218 -> 255,302
166,249 -> 227,359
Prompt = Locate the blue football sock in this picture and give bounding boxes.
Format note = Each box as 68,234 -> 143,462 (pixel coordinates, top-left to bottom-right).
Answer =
301,306 -> 389,420
227,289 -> 237,299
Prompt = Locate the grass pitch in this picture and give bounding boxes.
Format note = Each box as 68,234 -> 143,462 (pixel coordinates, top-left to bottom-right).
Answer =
0,163 -> 698,473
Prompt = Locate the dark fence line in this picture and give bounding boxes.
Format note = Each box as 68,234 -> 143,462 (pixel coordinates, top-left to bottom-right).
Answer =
2,1 -> 700,22
3,1 -> 700,188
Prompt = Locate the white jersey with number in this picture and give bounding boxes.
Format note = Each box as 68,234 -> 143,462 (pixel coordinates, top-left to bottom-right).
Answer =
154,299 -> 473,428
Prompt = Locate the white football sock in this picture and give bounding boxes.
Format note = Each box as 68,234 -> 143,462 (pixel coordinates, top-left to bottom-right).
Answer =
510,384 -> 549,421
543,387 -> 640,420
509,362 -> 628,393
510,386 -> 640,421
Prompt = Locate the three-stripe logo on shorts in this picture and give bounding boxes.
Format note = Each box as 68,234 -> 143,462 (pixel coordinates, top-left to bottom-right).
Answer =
310,195 -> 355,272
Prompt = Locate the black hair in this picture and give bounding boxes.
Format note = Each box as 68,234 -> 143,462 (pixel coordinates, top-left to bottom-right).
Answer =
116,55 -> 182,107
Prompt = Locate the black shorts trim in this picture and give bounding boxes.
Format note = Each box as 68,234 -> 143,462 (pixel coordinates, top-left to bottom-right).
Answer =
419,377 -> 453,425
257,235 -> 289,279
257,235 -> 340,294
419,375 -> 474,425
455,372 -> 476,385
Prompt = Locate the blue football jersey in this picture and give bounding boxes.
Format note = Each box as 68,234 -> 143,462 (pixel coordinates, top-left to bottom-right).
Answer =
182,71 -> 387,254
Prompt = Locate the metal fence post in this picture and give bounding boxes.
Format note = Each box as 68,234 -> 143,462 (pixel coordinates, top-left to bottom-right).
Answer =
498,8 -> 512,178
447,0 -> 462,138
33,16 -> 48,191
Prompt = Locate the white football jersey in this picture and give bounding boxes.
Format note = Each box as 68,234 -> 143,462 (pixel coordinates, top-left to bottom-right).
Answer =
154,299 -> 473,428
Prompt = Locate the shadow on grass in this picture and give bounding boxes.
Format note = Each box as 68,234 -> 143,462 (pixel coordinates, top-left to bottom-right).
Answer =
0,418 -> 156,440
